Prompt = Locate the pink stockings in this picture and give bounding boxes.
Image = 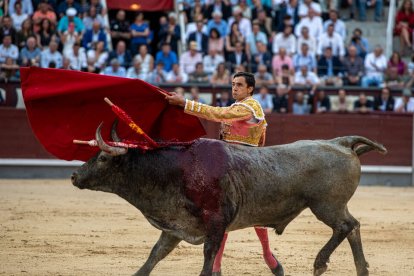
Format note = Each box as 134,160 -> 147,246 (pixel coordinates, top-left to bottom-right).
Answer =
212,227 -> 278,272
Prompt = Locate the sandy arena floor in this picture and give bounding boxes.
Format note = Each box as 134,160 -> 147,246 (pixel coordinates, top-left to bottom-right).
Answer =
0,180 -> 413,276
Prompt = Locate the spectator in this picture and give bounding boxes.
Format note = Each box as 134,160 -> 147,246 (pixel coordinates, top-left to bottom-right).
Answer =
315,90 -> 331,113
272,25 -> 296,56
272,47 -> 294,78
252,41 -> 272,72
66,42 -> 87,71
374,87 -> 395,111
408,54 -> 414,74
276,0 -> 300,32
235,0 -> 252,19
108,40 -> 132,68
185,14 -> 208,41
0,57 -> 20,81
57,7 -> 84,35
158,12 -> 180,54
294,65 -> 320,93
86,40 -> 108,72
246,21 -> 267,58
276,64 -> 294,91
134,44 -> 154,76
273,81 -> 289,113
225,21 -> 244,54
57,0 -> 82,19
148,62 -> 168,84
207,11 -> 228,37
208,28 -> 224,55
40,40 -> 62,68
395,88 -> 414,112
8,0 -> 33,16
130,13 -> 150,56
255,9 -> 272,37
294,8 -> 323,40
216,91 -> 235,107
189,86 -> 206,103
174,86 -> 185,97
203,48 -> 225,76
292,91 -> 311,114
102,58 -> 126,77
317,24 -> 345,58
0,35 -> 18,64
317,47 -> 343,86
205,0 -> 232,20
356,0 -> 383,22
211,62 -> 231,85
394,0 -> 414,51
331,89 -> 352,113
16,19 -> 34,49
354,93 -> 374,113
82,20 -> 107,51
293,43 -> 317,73
83,6 -> 105,31
188,20 -> 209,55
343,45 -> 364,86
11,2 -> 29,31
36,18 -> 57,49
166,63 -> 188,83
298,0 -> 322,18
126,59 -> 147,80
253,85 -> 273,114
255,64 -> 274,86
32,2 -> 57,30
83,0 -> 106,17
110,10 -> 130,49
189,62 -> 209,83
0,16 -> 17,44
180,41 -> 203,74
361,45 -> 387,87
61,57 -> 74,70
227,6 -> 252,39
349,28 -> 369,59
387,51 -> 407,78
20,36 -> 41,66
61,22 -> 80,57
187,0 -> 205,23
155,43 -> 177,73
296,26 -> 316,56
323,9 -> 346,39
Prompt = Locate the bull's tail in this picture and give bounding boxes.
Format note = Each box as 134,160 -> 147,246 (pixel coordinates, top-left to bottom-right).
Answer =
331,136 -> 387,156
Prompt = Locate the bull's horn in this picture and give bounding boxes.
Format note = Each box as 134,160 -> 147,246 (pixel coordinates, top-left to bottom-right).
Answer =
111,119 -> 121,142
95,122 -> 127,156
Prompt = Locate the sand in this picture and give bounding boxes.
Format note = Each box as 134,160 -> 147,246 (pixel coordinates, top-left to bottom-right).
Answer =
0,179 -> 413,276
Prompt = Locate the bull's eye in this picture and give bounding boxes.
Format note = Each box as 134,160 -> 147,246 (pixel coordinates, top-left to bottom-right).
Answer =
98,155 -> 107,162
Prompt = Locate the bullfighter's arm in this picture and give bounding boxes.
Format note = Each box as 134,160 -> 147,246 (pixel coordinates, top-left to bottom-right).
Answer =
184,99 -> 253,123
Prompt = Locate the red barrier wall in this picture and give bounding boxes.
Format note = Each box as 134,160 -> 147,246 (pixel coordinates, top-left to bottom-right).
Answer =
1,109 -> 411,166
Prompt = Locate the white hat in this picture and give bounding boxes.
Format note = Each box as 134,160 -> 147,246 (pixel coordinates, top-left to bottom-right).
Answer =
66,7 -> 77,17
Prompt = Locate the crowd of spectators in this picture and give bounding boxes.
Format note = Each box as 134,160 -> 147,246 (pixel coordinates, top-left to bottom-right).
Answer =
0,0 -> 412,113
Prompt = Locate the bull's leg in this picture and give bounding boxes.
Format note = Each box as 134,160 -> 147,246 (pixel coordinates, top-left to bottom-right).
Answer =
200,217 -> 226,276
134,231 -> 181,276
345,210 -> 369,276
310,203 -> 359,276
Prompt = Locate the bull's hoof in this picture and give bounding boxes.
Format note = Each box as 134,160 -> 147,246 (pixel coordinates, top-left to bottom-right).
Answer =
212,271 -> 222,276
313,264 -> 327,276
271,262 -> 284,276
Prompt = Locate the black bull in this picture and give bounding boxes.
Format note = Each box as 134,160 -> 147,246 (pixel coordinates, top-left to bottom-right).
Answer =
71,124 -> 387,276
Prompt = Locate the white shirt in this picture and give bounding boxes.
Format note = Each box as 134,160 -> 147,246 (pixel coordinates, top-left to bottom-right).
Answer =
294,70 -> 320,85
364,52 -> 387,77
272,33 -> 297,55
11,13 -> 29,31
179,51 -> 203,74
294,16 -> 323,40
0,44 -> 19,63
87,50 -> 108,69
323,19 -> 347,40
166,70 -> 188,83
203,54 -> 224,75
394,97 -> 414,112
296,36 -> 317,55
227,17 -> 252,38
126,67 -> 148,81
66,48 -> 87,71
41,49 -> 63,68
134,54 -> 152,75
298,2 -> 321,17
185,22 -> 208,40
317,32 -> 345,57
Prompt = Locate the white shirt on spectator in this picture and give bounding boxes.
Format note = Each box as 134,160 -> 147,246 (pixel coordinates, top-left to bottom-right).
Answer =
41,48 -> 63,68
102,66 -> 126,77
323,19 -> 347,40
9,0 -> 33,15
246,31 -> 268,55
294,70 -> 320,85
134,53 -> 153,75
166,70 -> 188,83
66,48 -> 87,71
227,17 -> 252,38
87,49 -> 108,69
0,44 -> 19,63
126,67 -> 148,81
317,32 -> 345,57
298,2 -> 321,17
185,22 -> 208,40
394,97 -> 414,112
179,51 -> 203,74
203,54 -> 224,75
364,52 -> 387,77
11,13 -> 29,31
272,33 -> 297,55
294,16 -> 323,40
296,36 -> 317,56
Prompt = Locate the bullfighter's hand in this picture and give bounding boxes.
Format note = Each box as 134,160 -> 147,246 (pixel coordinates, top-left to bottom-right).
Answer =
165,92 -> 186,107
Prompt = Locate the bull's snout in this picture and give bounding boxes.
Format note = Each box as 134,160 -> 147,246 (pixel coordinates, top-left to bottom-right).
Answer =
71,172 -> 83,188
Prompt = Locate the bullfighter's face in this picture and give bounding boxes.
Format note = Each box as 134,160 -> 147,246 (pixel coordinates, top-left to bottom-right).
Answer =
232,76 -> 253,102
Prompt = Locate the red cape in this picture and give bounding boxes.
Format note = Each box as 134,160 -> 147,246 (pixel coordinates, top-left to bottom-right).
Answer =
20,67 -> 206,161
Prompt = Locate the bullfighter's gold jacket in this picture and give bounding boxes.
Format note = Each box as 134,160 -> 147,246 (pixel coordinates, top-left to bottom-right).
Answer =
184,96 -> 267,147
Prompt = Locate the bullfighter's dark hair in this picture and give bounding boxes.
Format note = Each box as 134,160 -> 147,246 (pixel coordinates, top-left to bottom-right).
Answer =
233,72 -> 255,89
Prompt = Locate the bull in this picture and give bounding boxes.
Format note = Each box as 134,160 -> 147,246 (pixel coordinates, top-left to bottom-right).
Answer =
71,122 -> 387,276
